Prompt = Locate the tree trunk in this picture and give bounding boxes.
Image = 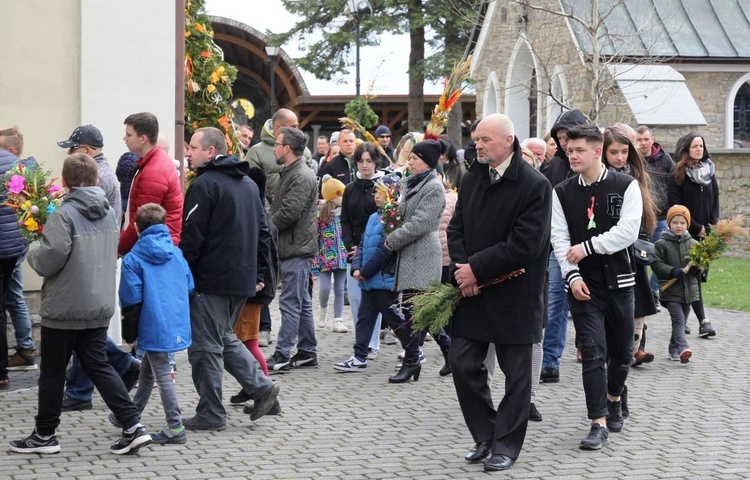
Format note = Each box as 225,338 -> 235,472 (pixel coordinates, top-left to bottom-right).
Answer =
447,100 -> 462,146
408,0 -> 425,132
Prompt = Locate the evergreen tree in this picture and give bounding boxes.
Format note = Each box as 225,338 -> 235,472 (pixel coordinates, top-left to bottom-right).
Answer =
268,0 -> 481,132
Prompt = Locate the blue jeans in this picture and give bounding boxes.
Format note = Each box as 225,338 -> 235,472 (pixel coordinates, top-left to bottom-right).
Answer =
276,257 -> 317,357
649,219 -> 667,296
542,252 -> 569,369
5,253 -> 34,350
64,337 -> 135,401
347,264 -> 380,350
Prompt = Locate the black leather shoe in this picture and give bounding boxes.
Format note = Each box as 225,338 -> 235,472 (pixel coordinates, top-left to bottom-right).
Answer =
540,366 -> 559,383
484,454 -> 515,472
464,440 -> 491,462
529,402 -> 542,422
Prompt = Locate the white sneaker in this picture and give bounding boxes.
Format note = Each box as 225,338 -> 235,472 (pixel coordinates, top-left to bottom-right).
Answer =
367,348 -> 379,360
258,331 -> 271,347
332,319 -> 348,333
317,307 -> 328,329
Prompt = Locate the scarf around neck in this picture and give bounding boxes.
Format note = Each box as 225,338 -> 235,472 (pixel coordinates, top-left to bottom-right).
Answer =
686,158 -> 715,186
406,169 -> 433,190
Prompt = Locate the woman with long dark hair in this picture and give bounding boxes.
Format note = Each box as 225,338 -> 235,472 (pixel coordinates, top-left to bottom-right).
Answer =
603,127 -> 658,368
668,132 -> 719,338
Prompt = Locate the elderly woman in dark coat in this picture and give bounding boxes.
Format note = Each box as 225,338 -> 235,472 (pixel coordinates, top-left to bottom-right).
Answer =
384,140 -> 446,383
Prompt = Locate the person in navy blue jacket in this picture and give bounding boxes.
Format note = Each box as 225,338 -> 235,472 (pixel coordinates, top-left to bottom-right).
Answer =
118,203 -> 193,445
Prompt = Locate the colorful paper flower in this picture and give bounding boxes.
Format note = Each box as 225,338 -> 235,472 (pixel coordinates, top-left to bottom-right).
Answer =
24,217 -> 39,232
8,175 -> 25,194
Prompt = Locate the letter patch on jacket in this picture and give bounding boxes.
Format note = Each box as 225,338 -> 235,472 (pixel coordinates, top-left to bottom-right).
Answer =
606,193 -> 623,219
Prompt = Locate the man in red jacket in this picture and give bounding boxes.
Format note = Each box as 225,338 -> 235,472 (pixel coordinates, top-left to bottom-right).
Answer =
120,112 -> 183,256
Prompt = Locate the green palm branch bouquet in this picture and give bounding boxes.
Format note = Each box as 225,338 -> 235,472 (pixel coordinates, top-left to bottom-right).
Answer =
660,216 -> 748,291
406,269 -> 525,334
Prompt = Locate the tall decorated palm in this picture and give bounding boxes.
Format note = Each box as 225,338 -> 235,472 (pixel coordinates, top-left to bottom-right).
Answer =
184,0 -> 240,157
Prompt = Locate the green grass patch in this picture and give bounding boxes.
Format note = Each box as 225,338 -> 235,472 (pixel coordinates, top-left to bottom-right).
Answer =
701,257 -> 750,312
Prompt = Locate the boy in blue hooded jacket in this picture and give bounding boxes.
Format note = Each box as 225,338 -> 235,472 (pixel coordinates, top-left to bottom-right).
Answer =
333,178 -> 406,372
117,203 -> 193,444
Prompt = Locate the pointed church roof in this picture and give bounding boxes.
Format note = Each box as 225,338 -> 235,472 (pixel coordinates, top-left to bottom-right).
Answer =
562,0 -> 750,60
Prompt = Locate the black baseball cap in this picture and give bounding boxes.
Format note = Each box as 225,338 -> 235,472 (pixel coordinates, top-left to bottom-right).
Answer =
57,125 -> 104,149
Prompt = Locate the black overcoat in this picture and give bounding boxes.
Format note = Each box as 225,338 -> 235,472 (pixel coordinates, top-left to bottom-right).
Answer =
447,139 -> 552,345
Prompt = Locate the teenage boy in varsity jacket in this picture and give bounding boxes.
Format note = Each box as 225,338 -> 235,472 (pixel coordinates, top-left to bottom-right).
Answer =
550,124 -> 642,451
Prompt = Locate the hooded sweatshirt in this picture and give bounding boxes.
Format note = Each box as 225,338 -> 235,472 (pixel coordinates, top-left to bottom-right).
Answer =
120,224 -> 193,352
27,186 -> 119,330
544,109 -> 588,188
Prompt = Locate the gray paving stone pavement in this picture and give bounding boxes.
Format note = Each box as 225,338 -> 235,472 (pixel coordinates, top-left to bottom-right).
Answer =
2,300 -> 749,478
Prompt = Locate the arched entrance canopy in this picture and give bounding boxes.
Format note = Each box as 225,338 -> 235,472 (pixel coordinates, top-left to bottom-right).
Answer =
210,16 -> 308,126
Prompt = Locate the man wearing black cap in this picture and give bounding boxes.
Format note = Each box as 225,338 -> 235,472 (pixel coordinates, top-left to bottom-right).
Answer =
58,125 -> 121,221
374,125 -> 395,164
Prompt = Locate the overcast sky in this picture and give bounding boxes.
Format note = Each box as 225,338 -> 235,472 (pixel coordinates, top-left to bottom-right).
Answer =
205,0 -> 442,96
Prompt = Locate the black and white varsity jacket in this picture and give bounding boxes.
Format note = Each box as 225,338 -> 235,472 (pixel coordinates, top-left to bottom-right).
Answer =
551,164 -> 642,291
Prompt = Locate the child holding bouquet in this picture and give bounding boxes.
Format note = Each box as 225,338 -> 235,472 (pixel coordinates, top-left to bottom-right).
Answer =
652,205 -> 700,363
333,176 -> 405,374
313,175 -> 348,333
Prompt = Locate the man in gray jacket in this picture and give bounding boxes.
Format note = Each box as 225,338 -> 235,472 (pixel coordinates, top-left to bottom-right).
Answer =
266,127 -> 319,373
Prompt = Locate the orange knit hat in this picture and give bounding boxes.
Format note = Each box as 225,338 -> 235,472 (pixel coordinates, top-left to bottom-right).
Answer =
667,204 -> 691,226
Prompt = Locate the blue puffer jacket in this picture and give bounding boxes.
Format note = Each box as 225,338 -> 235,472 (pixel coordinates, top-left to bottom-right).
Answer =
0,149 -> 28,260
351,212 -> 395,291
120,224 -> 193,352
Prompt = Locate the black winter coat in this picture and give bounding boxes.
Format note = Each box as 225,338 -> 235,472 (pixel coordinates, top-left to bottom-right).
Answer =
340,174 -> 379,253
667,167 -> 720,241
180,154 -> 270,297
447,139 -> 552,345
644,144 -> 674,219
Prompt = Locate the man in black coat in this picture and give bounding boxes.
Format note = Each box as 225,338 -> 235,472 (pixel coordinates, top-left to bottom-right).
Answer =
447,114 -> 552,472
181,127 -> 279,430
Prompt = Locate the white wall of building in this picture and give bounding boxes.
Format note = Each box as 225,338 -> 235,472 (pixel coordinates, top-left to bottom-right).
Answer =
1,1 -> 178,292
81,0 -> 177,159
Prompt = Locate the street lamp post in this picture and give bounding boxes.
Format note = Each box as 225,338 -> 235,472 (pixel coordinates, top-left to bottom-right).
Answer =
345,0 -> 371,98
265,45 -> 280,113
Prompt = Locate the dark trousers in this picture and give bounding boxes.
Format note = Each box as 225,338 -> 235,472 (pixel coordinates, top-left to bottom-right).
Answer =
259,304 -> 272,332
449,338 -> 532,460
569,287 -> 634,419
36,326 -> 140,436
1,256 -> 19,380
353,289 -> 408,361
393,290 -> 423,362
